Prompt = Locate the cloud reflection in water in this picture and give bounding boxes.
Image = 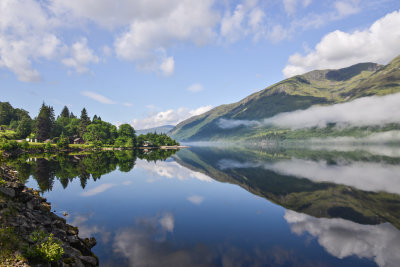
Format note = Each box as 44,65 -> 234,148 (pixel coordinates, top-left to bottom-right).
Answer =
284,210 -> 400,267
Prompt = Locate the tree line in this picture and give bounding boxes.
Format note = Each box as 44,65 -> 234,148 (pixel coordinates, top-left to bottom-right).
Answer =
0,101 -> 179,149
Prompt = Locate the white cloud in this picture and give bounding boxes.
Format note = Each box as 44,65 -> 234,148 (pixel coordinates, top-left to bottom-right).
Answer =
217,118 -> 260,129
81,183 -> 116,197
81,90 -> 116,104
0,0 -> 65,82
220,0 -> 266,43
283,0 -> 297,15
263,92 -> 400,129
62,38 -> 99,73
122,102 -> 133,107
187,83 -> 204,93
335,0 -> 360,17
217,92 -> 400,130
283,9 -> 400,77
159,56 -> 174,76
132,105 -> 212,129
284,210 -> 400,267
113,0 -> 218,73
187,195 -> 204,205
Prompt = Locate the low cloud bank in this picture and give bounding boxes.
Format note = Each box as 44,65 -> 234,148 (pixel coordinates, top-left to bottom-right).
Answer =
217,92 -> 400,130
217,119 -> 260,129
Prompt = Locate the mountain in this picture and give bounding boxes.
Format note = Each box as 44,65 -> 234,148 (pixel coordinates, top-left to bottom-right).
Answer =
170,55 -> 400,141
136,125 -> 174,135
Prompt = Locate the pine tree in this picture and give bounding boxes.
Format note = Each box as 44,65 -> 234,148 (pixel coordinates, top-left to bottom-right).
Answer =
79,108 -> 91,137
36,103 -> 52,141
60,106 -> 70,118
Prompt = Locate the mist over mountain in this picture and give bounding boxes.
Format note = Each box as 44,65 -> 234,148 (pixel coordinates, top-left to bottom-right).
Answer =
170,55 -> 400,141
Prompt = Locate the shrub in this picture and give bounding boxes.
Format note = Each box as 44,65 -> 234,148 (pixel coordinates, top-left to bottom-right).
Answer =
0,140 -> 19,151
45,142 -> 52,151
20,140 -> 30,150
24,230 -> 64,263
56,136 -> 69,150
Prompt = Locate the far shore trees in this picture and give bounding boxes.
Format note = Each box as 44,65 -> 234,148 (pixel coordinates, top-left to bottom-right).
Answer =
1,101 -> 180,151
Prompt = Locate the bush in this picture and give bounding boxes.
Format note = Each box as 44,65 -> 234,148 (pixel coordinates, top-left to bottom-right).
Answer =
0,140 -> 19,151
20,140 -> 30,150
24,230 -> 64,263
56,137 -> 69,150
45,142 -> 52,151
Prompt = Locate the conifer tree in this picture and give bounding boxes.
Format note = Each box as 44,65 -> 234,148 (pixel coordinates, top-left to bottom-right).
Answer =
60,106 -> 70,118
79,108 -> 91,137
36,103 -> 52,140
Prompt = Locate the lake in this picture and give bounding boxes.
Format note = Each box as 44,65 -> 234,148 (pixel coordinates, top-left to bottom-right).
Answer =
5,145 -> 400,267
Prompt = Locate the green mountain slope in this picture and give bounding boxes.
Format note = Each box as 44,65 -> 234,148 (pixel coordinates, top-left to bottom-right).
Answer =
170,55 -> 400,141
136,125 -> 174,135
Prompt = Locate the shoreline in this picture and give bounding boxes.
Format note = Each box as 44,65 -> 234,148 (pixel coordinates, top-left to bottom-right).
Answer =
1,145 -> 188,157
0,164 -> 99,266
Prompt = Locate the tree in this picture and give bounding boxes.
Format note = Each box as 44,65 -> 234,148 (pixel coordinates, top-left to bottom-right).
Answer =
36,103 -> 53,141
16,117 -> 32,138
115,124 -> 136,147
60,106 -> 70,118
57,132 -> 69,149
79,108 -> 91,137
0,102 -> 14,125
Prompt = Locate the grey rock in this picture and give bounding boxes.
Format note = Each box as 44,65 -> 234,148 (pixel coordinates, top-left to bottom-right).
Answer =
79,256 -> 97,266
0,186 -> 15,197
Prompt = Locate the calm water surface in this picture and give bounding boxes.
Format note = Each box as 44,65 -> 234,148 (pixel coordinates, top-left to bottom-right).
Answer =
8,145 -> 400,266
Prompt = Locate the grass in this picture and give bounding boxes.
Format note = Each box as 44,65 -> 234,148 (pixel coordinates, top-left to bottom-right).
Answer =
0,226 -> 27,265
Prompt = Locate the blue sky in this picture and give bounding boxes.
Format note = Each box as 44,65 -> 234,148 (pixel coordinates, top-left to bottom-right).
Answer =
1,0 -> 400,129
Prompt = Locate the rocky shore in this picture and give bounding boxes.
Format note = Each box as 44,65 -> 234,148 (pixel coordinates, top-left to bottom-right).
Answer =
0,164 -> 98,267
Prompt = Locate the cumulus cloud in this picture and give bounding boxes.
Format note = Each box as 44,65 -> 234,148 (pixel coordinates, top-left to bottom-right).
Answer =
0,0 -> 65,81
187,83 -> 204,93
113,0 -> 218,72
81,90 -> 116,104
132,105 -> 212,129
62,38 -> 99,73
220,0 -> 266,42
217,92 -> 400,130
159,56 -> 174,76
284,210 -> 400,267
283,9 -> 400,77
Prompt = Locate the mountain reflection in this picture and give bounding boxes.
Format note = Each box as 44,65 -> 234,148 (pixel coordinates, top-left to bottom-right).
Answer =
174,145 -> 400,230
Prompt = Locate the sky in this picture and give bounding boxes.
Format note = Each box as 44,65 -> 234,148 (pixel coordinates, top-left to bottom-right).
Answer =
1,0 -> 400,130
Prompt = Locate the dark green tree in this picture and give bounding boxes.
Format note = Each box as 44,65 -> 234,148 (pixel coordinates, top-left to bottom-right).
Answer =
0,102 -> 14,125
79,108 -> 91,137
60,106 -> 70,118
16,117 -> 32,138
36,103 -> 53,141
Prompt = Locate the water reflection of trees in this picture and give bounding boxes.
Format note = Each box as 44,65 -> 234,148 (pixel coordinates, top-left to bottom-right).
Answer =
4,149 -> 178,192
